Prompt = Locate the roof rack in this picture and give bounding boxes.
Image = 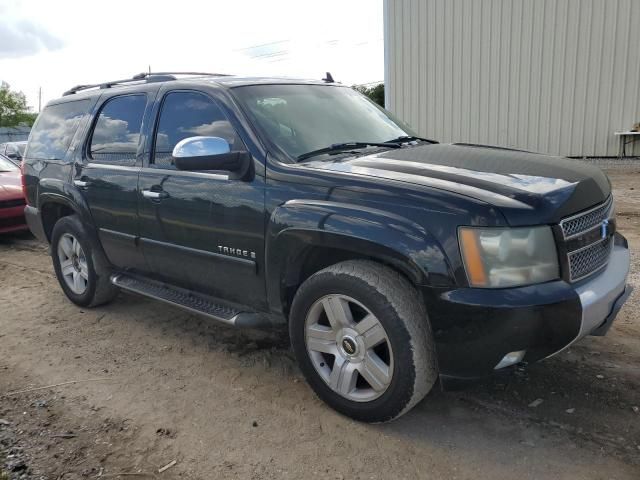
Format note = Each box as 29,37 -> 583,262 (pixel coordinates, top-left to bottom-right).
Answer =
63,71 -> 231,96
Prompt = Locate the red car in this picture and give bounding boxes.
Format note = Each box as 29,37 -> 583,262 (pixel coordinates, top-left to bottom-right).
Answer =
0,153 -> 27,234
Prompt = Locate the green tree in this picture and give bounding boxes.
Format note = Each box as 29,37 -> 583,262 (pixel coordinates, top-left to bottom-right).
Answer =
353,83 -> 385,107
0,82 -> 37,127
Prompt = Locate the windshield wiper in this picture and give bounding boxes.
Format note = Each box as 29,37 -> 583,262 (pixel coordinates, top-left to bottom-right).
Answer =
385,135 -> 438,144
296,141 -> 401,162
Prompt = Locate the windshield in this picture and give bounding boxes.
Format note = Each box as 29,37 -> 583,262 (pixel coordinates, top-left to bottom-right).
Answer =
0,155 -> 18,171
232,84 -> 416,160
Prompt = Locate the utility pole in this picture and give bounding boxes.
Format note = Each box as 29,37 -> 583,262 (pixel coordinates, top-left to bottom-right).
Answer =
38,87 -> 42,113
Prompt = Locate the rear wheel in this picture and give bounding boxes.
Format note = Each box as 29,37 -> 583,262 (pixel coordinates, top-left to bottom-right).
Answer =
289,260 -> 438,422
57,233 -> 89,295
51,215 -> 118,307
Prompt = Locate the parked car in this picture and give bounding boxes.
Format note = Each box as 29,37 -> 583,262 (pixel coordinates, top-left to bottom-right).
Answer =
0,153 -> 27,234
22,72 -> 630,422
0,141 -> 27,166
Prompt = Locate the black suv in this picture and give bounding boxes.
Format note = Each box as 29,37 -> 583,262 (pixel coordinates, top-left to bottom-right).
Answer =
22,72 -> 630,422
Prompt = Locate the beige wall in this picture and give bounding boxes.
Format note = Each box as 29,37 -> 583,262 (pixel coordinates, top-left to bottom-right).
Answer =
384,0 -> 640,157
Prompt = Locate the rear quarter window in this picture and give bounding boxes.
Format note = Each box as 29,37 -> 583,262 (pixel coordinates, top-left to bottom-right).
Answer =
26,99 -> 90,161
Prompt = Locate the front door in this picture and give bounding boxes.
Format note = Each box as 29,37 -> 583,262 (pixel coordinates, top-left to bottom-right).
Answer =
138,90 -> 266,309
74,93 -> 151,271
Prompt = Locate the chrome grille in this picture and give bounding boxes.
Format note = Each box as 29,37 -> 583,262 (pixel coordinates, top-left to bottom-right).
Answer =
568,237 -> 612,281
560,195 -> 613,239
560,196 -> 614,282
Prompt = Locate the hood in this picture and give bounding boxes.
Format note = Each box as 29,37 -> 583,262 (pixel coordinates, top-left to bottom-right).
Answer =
0,170 -> 24,200
301,143 -> 610,226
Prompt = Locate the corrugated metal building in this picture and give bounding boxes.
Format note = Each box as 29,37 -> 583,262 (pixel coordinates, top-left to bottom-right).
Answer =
384,0 -> 640,157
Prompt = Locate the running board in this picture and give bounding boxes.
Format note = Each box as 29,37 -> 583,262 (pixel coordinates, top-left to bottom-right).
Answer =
110,273 -> 271,328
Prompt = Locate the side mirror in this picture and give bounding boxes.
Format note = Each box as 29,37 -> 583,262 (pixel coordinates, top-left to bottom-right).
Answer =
172,136 -> 251,179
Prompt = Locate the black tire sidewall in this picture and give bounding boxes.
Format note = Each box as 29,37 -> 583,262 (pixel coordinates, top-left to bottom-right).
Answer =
51,216 -> 99,307
290,269 -> 423,422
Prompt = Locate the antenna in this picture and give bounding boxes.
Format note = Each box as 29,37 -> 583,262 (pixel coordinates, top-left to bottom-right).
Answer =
322,72 -> 335,83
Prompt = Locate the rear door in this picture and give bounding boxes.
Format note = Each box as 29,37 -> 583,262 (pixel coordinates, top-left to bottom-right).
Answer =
138,89 -> 267,309
74,91 -> 156,271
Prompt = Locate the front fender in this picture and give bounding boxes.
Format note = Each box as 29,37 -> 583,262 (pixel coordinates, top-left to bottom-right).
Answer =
266,199 -> 454,313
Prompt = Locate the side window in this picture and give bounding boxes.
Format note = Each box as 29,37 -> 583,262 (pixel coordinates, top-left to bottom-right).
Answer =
153,91 -> 243,169
25,100 -> 90,161
89,95 -> 146,164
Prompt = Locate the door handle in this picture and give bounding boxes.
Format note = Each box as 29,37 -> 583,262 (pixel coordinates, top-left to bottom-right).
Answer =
142,190 -> 169,200
73,180 -> 90,188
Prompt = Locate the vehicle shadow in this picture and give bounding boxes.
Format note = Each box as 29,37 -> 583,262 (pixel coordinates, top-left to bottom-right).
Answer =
0,230 -> 35,245
383,335 -> 640,470
101,289 -> 639,472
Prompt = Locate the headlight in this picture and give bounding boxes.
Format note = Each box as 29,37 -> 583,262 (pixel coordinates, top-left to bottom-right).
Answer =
458,226 -> 559,288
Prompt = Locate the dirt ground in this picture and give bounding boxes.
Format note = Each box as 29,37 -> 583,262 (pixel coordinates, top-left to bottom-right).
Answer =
1,166 -> 639,480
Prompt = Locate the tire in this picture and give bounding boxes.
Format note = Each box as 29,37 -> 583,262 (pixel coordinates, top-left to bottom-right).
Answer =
289,260 -> 438,423
51,215 -> 118,308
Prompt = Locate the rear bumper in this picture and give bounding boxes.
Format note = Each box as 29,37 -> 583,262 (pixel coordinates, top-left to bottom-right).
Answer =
24,205 -> 47,242
427,233 -> 630,380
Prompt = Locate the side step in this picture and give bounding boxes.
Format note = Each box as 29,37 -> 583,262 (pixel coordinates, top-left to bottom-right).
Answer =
111,273 -> 271,328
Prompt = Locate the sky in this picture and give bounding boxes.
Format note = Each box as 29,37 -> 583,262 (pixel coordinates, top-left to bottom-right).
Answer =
0,0 -> 384,110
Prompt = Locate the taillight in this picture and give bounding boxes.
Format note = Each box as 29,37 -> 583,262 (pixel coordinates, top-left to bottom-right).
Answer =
20,160 -> 28,202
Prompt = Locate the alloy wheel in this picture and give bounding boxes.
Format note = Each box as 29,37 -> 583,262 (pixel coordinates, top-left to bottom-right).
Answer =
57,233 -> 89,295
304,294 -> 394,402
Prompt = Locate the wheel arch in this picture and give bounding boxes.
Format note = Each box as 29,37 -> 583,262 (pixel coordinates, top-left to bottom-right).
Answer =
266,200 -> 454,316
39,190 -> 96,243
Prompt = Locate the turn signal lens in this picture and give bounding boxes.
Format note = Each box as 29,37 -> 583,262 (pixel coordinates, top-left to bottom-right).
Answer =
459,226 -> 559,288
459,228 -> 488,286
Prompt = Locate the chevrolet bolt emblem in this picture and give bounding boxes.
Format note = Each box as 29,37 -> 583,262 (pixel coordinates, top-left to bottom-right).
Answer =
342,338 -> 356,355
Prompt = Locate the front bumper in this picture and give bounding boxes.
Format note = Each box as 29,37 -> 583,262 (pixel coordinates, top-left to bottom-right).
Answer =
0,205 -> 28,234
549,237 -> 631,354
427,233 -> 630,380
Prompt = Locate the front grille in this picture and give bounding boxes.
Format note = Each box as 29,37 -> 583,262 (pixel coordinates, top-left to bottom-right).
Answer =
560,196 -> 614,282
560,195 -> 613,239
0,198 -> 25,209
568,237 -> 613,281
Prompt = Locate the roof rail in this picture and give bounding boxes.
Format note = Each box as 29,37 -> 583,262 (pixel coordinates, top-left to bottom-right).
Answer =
63,71 -> 231,96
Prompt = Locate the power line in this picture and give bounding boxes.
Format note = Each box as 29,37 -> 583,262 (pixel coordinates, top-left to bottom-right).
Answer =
236,40 -> 290,52
353,80 -> 383,87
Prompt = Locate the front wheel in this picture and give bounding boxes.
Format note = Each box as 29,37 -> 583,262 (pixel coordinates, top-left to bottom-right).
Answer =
289,260 -> 438,422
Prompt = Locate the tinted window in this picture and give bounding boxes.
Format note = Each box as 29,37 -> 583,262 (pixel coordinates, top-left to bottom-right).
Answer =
90,95 -> 146,164
25,100 -> 90,160
153,91 -> 243,169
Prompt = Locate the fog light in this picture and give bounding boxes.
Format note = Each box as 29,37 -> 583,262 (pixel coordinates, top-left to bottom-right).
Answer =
494,350 -> 526,370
